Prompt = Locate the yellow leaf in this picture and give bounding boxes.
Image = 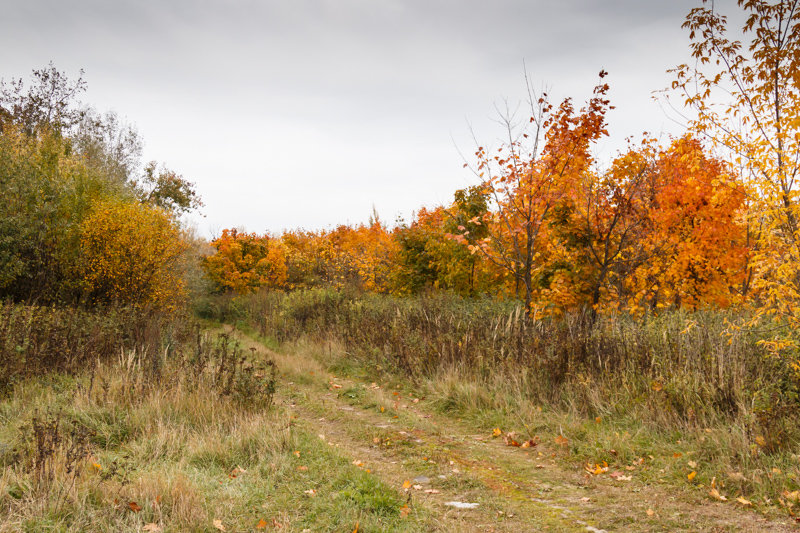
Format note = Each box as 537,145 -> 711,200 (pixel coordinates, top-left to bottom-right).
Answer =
755,436 -> 766,447
709,488 -> 727,502
688,471 -> 697,481
255,519 -> 268,529
736,497 -> 752,506
402,480 -> 411,489
492,428 -> 502,437
352,521 -> 360,533
783,490 -> 800,502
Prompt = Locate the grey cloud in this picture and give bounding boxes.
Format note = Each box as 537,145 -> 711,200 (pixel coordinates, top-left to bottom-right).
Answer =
2,0 -> 704,233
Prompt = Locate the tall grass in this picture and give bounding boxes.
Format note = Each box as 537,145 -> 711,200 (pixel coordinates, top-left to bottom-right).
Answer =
0,323 -> 283,531
0,302 -> 196,392
207,288 -> 800,450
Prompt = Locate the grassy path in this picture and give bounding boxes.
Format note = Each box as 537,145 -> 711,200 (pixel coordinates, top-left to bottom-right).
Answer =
230,327 -> 799,533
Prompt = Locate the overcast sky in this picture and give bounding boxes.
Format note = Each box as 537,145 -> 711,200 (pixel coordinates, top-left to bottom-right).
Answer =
1,0 -> 708,236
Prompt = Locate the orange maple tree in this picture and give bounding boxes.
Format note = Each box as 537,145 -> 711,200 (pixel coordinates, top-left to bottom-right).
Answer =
453,72 -> 613,316
203,229 -> 287,294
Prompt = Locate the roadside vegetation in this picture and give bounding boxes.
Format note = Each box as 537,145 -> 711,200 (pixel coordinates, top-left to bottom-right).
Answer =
3,1 -> 800,531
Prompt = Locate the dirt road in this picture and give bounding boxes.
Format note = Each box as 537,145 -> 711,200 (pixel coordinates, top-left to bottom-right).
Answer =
232,328 -> 797,532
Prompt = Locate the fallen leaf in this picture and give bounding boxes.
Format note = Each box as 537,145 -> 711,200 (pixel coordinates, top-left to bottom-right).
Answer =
402,480 -> 412,489
673,452 -> 683,458
554,434 -> 569,447
380,406 -> 385,412
352,521 -> 360,533
736,497 -> 753,506
143,524 -> 161,532
492,428 -> 502,437
304,489 -> 317,496
256,519 -> 268,529
709,487 -> 727,501
399,504 -> 410,517
646,508 -> 655,516
783,490 -> 800,502
213,519 -> 226,531
651,381 -> 663,392
521,438 -> 538,448
293,451 -> 301,458
585,461 -> 609,475
128,501 -> 142,513
91,462 -> 102,471
688,460 -> 697,469
580,497 -> 591,502
424,489 -> 440,494
688,471 -> 697,481
755,436 -> 766,447
352,460 -> 364,467
297,465 -> 308,471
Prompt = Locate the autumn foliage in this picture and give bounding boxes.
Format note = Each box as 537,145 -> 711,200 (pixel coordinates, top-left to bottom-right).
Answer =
203,229 -> 288,294
0,65 -> 200,311
206,127 -> 749,319
80,200 -> 189,310
206,89 -> 749,322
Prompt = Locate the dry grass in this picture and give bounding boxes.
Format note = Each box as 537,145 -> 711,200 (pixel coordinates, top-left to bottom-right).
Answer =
0,311 -> 429,532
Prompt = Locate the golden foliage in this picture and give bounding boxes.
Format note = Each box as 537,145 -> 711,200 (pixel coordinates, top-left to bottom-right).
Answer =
203,229 -> 287,294
80,200 -> 188,310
